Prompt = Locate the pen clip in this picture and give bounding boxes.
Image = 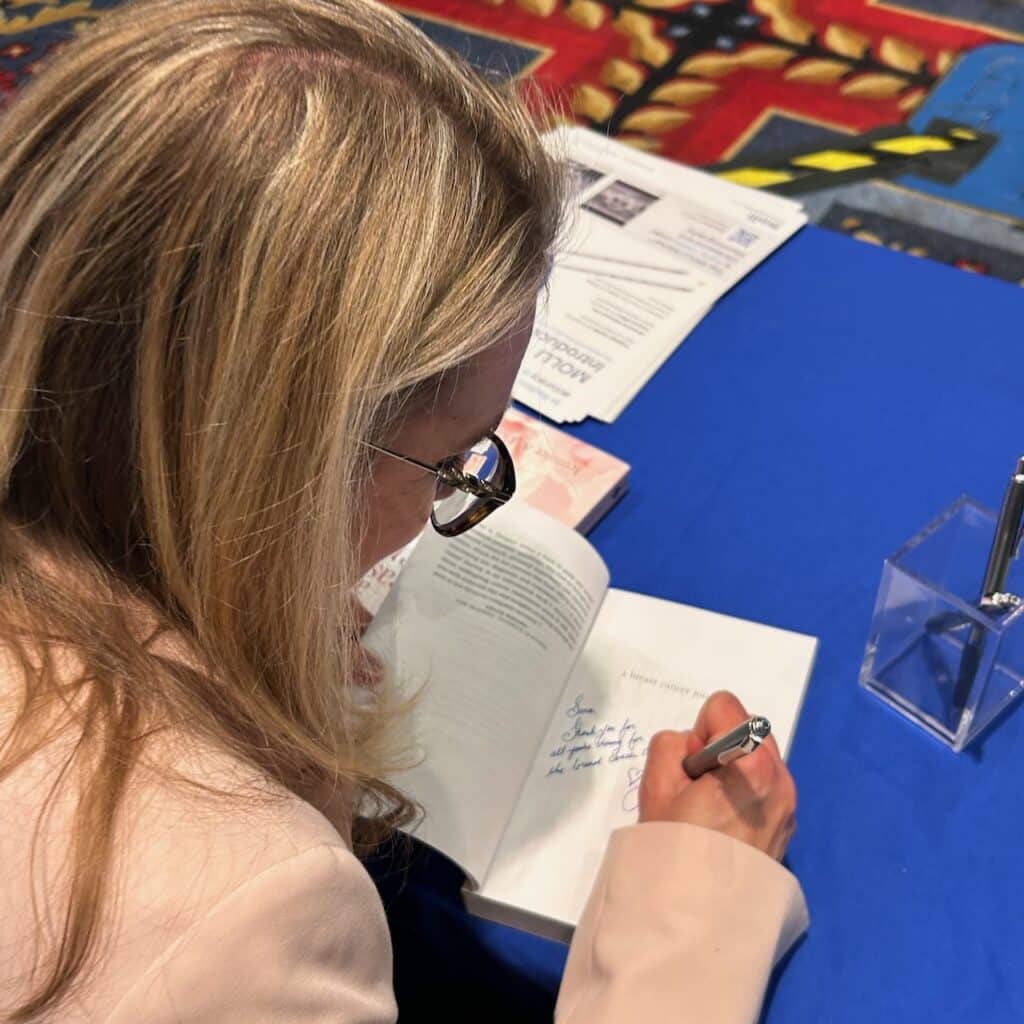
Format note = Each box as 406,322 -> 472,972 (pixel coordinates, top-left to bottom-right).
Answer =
717,744 -> 753,767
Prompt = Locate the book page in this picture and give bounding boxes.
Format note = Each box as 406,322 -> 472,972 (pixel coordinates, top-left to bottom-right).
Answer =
480,588 -> 817,929
362,503 -> 610,885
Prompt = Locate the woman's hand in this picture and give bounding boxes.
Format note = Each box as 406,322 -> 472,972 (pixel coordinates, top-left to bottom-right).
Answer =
638,691 -> 797,861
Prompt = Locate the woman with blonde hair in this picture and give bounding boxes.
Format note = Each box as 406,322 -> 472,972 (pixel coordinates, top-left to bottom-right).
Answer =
0,1 -> 807,1020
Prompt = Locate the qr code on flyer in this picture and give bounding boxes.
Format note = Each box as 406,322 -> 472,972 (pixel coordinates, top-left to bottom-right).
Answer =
728,227 -> 758,248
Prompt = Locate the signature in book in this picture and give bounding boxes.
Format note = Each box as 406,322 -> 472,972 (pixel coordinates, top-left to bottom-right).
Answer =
621,766 -> 644,814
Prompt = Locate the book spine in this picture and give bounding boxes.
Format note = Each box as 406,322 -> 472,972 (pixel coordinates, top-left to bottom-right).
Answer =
576,466 -> 630,535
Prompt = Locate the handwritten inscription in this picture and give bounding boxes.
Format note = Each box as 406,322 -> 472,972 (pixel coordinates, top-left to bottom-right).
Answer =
547,694 -> 651,810
566,694 -> 597,718
543,675 -> 710,814
561,717 -> 597,742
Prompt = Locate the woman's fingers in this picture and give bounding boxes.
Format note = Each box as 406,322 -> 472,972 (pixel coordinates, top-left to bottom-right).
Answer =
638,694 -> 799,862
642,730 -> 690,794
692,691 -> 750,744
639,730 -> 693,818
692,691 -> 786,778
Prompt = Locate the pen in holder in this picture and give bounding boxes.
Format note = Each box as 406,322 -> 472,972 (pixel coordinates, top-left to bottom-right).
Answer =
860,495 -> 1024,752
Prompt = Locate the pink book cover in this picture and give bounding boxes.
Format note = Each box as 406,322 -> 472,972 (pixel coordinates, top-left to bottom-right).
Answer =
356,409 -> 629,615
499,407 -> 629,534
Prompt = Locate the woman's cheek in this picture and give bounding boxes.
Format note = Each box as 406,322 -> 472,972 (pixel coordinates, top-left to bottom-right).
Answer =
392,476 -> 436,543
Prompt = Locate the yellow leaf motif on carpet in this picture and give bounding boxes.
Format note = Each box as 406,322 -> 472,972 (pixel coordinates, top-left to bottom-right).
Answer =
679,52 -> 742,77
879,36 -> 925,74
0,1 -> 96,35
752,0 -> 813,45
621,107 -> 691,133
681,45 -> 791,78
614,11 -> 656,39
736,45 -> 794,69
572,83 -> 616,122
784,59 -> 850,84
565,0 -> 606,30
612,10 -> 673,67
650,79 -> 718,104
840,73 -> 908,99
634,34 -> 673,67
602,58 -> 646,94
823,24 -> 871,60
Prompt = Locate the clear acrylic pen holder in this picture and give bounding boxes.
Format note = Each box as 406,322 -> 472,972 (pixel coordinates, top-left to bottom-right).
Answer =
860,496 -> 1024,752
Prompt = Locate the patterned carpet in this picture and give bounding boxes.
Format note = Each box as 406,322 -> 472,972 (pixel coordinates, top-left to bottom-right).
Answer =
3,0 -> 1024,283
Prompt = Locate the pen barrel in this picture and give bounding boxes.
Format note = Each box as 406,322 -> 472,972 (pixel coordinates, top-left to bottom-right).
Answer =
981,477 -> 1024,598
682,717 -> 768,779
683,744 -> 728,779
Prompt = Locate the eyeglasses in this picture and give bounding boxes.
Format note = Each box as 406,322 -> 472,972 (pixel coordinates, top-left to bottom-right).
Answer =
364,431 -> 516,537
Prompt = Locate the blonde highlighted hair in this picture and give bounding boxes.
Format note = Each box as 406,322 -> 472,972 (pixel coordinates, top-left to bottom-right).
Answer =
0,0 -> 564,1017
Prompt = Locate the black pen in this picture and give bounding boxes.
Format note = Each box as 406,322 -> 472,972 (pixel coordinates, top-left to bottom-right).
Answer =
951,457 -> 1024,716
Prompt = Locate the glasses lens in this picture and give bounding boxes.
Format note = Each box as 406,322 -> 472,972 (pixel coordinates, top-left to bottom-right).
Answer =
432,437 -> 502,528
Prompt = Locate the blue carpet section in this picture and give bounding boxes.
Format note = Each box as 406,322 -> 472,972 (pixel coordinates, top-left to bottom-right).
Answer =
903,44 -> 1024,222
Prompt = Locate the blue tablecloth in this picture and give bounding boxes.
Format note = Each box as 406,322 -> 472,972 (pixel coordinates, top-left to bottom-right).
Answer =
369,225 -> 1024,1022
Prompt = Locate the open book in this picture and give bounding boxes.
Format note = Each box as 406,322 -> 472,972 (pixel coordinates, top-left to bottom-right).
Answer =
363,503 -> 817,942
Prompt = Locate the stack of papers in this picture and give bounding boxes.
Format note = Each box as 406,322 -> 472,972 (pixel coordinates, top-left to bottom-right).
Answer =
512,127 -> 806,424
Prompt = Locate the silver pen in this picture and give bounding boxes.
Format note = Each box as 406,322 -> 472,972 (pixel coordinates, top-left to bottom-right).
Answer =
978,455 -> 1024,604
951,455 -> 1024,714
683,716 -> 772,779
